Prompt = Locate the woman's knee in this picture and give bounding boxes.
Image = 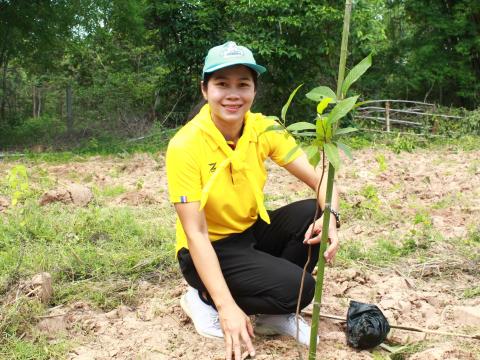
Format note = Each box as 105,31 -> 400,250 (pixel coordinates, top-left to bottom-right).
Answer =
299,273 -> 316,309
277,273 -> 316,312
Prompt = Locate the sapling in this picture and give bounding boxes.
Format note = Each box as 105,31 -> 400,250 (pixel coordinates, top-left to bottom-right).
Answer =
4,165 -> 30,288
267,1 -> 372,358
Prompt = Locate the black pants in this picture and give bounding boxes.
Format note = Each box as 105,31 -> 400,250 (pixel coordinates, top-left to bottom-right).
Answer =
177,199 -> 320,315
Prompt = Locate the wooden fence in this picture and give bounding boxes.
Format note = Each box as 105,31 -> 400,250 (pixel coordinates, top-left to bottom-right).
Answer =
355,100 -> 464,135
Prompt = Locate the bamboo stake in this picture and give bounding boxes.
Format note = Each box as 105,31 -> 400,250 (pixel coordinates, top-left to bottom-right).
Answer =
308,1 -> 352,359
303,311 -> 480,340
355,115 -> 422,126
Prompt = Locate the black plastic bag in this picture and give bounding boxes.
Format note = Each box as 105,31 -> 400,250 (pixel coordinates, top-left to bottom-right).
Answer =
346,300 -> 390,349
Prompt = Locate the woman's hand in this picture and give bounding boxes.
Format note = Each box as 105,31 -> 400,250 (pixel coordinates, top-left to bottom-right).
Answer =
303,215 -> 339,263
218,302 -> 255,360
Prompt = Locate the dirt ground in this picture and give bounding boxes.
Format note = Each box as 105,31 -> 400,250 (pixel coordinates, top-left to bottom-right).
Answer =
2,147 -> 480,359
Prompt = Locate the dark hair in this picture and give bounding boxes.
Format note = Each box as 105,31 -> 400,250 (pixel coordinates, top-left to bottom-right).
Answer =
186,66 -> 259,122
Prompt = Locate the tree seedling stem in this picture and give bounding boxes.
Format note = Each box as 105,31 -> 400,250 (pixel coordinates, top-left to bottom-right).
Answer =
308,1 -> 352,359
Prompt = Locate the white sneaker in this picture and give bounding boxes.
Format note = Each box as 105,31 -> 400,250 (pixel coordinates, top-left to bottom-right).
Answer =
255,313 -> 319,346
180,286 -> 224,339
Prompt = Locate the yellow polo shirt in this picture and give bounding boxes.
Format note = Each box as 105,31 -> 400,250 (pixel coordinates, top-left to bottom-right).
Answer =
166,104 -> 303,254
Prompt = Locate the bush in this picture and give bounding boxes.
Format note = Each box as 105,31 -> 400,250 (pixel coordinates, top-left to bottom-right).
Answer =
0,115 -> 66,148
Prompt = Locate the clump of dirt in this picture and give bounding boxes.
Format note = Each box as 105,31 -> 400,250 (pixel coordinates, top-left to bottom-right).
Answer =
16,272 -> 54,304
115,190 -> 162,206
0,195 -> 9,212
39,183 -> 93,207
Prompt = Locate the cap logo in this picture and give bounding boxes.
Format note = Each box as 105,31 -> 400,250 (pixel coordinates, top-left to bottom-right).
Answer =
223,42 -> 244,58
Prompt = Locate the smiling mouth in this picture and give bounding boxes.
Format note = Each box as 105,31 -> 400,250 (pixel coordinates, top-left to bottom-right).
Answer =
223,104 -> 242,111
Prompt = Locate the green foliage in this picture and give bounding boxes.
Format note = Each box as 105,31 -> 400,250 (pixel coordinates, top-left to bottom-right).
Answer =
281,84 -> 303,124
341,54 -> 372,97
270,54 -> 369,172
362,0 -> 480,109
306,87 -> 337,103
0,115 -> 66,148
390,134 -> 418,153
2,0 -> 479,148
375,153 -> 387,172
6,165 -> 29,207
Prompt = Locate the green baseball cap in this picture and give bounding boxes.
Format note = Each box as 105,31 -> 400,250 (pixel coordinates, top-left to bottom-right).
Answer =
202,41 -> 267,79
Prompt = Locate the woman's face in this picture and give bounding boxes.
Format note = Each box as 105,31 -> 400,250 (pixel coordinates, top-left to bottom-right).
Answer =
202,65 -> 256,128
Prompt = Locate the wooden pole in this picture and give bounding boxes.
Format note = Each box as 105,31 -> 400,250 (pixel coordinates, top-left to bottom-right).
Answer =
385,100 -> 391,132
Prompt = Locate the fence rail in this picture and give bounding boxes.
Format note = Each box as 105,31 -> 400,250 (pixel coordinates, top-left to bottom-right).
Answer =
355,99 -> 465,135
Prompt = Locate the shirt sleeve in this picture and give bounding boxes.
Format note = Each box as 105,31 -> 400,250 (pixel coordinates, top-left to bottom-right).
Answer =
262,117 -> 304,166
166,139 -> 202,204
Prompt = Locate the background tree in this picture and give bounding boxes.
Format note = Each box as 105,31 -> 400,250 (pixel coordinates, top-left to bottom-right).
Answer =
0,0 -> 479,149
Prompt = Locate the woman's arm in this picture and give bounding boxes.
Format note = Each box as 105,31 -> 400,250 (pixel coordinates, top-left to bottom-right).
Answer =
283,153 -> 340,262
175,202 -> 255,360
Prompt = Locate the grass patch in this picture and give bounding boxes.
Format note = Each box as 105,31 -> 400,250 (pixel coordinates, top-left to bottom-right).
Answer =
0,333 -> 70,360
338,221 -> 441,266
98,185 -> 127,197
463,286 -> 480,299
384,341 -> 429,360
0,297 -> 71,359
1,127 -> 177,163
341,185 -> 391,224
0,195 -> 178,356
342,133 -> 480,152
0,203 -> 177,295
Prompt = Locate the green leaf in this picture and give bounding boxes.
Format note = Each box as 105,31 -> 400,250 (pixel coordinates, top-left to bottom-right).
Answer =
304,145 -> 321,167
283,144 -> 301,163
292,132 -> 316,137
316,117 -> 332,141
324,143 -> 341,170
303,144 -> 317,159
354,101 -> 368,108
316,97 -> 333,115
326,96 -> 358,126
336,141 -> 353,160
259,124 -> 285,137
265,115 -> 280,121
306,86 -> 337,102
310,151 -> 321,167
341,54 -> 372,96
281,84 -> 303,124
379,343 -> 408,354
286,122 -> 316,132
334,127 -> 358,136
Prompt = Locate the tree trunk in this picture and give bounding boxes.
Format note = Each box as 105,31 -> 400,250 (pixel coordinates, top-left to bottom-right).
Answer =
0,55 -> 8,121
0,25 -> 10,122
33,85 -> 36,118
66,83 -> 73,134
37,86 -> 42,117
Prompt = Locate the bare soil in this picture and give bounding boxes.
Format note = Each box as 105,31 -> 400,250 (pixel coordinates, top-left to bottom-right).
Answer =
1,147 -> 479,359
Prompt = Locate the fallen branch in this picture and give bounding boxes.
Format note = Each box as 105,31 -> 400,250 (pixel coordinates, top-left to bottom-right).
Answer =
301,310 -> 480,340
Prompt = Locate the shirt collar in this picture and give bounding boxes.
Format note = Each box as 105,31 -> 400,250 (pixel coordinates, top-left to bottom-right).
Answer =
192,104 -> 258,153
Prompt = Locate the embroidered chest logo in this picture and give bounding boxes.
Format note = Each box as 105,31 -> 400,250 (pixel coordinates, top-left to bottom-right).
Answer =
208,162 -> 217,173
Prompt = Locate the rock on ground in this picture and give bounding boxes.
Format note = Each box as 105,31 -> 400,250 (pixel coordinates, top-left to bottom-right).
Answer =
39,183 -> 93,206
